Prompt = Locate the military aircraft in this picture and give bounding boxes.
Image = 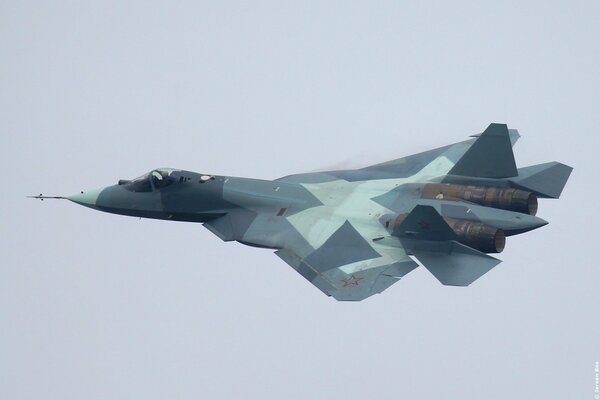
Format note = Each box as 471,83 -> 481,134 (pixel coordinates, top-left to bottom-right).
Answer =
32,124 -> 572,301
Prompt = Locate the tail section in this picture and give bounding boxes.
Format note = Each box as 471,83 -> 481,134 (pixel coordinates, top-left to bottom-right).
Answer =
396,205 -> 501,286
446,123 -> 572,199
511,162 -> 573,199
449,123 -> 518,179
412,241 -> 501,286
393,205 -> 457,241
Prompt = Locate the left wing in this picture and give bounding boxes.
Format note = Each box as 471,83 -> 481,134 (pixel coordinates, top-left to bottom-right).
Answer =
275,220 -> 418,301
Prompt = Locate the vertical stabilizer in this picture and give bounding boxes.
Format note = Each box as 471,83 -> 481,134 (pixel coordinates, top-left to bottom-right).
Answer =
449,123 -> 518,178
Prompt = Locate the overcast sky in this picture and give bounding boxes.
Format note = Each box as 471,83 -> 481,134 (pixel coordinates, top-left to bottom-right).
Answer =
1,1 -> 599,399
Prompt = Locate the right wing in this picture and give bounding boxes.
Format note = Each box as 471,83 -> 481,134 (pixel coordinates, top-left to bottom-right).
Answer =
275,220 -> 418,301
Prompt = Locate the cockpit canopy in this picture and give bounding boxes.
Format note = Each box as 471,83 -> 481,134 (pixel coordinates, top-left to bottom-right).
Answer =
120,168 -> 180,192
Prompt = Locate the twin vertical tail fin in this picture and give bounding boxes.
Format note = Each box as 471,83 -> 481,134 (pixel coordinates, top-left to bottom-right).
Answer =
449,123 -> 518,179
395,205 -> 501,286
447,123 -> 573,199
403,123 -> 572,285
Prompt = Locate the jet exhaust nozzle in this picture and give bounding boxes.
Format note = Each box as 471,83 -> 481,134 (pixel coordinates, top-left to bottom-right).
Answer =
392,214 -> 506,253
444,218 -> 505,253
421,183 -> 538,215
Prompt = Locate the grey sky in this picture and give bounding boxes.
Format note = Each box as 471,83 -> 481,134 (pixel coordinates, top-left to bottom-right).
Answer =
1,1 -> 599,399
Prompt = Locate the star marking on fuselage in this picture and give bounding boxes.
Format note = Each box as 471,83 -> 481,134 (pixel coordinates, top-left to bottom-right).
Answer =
418,220 -> 431,230
341,275 -> 364,287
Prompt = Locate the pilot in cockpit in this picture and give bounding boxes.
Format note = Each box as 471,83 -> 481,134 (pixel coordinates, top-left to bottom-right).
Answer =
121,169 -> 178,192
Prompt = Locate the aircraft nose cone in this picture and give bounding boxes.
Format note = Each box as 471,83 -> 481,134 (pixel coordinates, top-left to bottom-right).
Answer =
67,187 -> 104,207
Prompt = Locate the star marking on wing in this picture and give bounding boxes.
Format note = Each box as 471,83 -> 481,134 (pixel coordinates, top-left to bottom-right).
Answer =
418,220 -> 431,230
341,275 -> 364,287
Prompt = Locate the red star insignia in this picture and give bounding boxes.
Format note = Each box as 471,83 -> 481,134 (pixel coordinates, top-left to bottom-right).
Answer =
341,275 -> 364,287
418,220 -> 431,230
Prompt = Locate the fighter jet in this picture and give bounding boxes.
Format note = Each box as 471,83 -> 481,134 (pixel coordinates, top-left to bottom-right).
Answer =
32,124 -> 572,301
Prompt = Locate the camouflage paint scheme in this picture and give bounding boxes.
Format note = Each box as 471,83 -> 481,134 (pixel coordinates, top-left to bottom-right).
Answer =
55,124 -> 572,301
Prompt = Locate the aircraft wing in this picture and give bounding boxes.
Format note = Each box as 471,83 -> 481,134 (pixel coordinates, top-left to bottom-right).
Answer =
275,220 -> 418,301
276,125 -> 521,183
275,205 -> 505,300
359,125 -> 521,180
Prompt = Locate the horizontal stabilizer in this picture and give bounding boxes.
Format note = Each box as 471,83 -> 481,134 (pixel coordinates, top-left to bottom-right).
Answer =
449,123 -> 518,178
394,205 -> 457,241
511,162 -> 573,199
413,241 -> 501,286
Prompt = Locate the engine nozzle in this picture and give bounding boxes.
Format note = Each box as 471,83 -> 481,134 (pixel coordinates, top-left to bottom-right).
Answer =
392,214 -> 505,253
421,183 -> 538,215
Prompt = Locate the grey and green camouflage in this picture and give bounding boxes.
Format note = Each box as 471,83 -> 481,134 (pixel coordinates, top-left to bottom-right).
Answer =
33,123 -> 572,301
